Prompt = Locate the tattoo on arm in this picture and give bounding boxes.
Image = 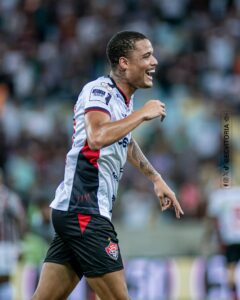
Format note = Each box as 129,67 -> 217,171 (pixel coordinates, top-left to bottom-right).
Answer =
128,138 -> 159,180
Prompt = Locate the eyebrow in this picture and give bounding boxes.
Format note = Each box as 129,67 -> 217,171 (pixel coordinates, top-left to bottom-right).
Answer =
142,51 -> 152,57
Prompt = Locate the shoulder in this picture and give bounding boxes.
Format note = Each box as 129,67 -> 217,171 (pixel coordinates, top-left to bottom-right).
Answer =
83,76 -> 114,94
80,77 -> 114,105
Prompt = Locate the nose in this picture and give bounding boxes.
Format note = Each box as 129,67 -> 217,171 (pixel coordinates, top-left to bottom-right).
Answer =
151,55 -> 158,66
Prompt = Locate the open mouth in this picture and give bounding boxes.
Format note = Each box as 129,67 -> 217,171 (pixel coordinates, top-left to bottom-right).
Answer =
145,69 -> 155,81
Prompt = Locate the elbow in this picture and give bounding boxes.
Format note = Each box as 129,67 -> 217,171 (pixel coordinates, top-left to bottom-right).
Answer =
87,136 -> 103,151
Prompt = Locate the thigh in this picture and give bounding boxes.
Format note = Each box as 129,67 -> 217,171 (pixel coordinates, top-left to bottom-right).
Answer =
87,269 -> 129,300
31,262 -> 79,300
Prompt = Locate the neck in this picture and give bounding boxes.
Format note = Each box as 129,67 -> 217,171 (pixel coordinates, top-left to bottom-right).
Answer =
110,70 -> 136,99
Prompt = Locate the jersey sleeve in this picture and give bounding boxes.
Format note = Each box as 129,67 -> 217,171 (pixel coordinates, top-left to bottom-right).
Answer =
84,86 -> 112,117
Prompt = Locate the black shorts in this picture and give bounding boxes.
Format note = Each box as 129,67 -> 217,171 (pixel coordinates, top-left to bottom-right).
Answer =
225,244 -> 240,263
44,209 -> 123,277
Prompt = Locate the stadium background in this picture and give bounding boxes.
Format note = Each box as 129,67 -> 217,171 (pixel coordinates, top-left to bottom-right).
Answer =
0,0 -> 240,299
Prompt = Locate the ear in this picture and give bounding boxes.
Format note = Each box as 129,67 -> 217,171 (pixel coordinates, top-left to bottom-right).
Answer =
118,57 -> 129,71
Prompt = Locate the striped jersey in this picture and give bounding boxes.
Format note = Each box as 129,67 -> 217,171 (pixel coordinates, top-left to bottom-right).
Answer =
50,76 -> 134,220
0,184 -> 25,275
208,187 -> 240,244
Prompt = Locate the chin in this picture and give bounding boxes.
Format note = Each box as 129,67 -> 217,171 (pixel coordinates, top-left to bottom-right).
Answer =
143,81 -> 153,88
135,79 -> 153,89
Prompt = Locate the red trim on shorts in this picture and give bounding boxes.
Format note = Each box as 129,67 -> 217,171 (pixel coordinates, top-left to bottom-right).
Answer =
80,140 -> 100,168
78,214 -> 92,234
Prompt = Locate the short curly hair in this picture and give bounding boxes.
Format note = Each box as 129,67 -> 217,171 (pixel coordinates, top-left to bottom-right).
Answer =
106,31 -> 147,69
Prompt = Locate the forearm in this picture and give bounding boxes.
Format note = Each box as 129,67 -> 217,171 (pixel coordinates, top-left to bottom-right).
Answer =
127,139 -> 184,218
127,138 -> 161,183
86,110 -> 145,150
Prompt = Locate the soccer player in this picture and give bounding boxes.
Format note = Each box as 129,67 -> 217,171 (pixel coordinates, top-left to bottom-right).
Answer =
31,31 -> 184,300
206,186 -> 240,300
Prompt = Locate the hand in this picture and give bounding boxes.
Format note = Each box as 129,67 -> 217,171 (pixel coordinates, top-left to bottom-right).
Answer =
141,100 -> 166,121
153,176 -> 184,219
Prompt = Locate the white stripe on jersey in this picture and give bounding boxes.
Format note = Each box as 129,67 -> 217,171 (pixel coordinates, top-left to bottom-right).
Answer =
50,76 -> 134,220
208,187 -> 240,244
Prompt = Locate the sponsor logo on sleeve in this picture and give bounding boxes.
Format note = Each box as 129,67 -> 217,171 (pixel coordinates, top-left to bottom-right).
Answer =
92,88 -> 106,97
89,87 -> 112,105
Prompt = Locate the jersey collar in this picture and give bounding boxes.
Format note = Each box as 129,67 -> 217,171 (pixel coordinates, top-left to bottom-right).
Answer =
108,76 -> 131,107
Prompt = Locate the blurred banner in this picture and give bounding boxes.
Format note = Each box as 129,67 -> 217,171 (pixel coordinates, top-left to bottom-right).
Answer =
12,255 -> 240,300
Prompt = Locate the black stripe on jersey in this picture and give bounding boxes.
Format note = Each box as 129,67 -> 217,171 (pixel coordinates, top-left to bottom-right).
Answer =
69,140 -> 100,214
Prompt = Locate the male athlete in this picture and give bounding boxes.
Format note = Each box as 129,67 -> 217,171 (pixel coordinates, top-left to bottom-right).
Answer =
206,186 -> 240,300
32,31 -> 184,300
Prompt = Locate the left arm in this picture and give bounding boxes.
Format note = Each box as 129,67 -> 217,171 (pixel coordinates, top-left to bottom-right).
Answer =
127,138 -> 184,219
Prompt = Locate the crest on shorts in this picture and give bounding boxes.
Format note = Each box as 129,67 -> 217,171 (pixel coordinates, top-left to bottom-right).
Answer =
105,241 -> 119,260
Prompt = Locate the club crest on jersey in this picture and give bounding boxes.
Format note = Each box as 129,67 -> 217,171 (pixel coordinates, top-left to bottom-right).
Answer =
105,241 -> 119,260
101,82 -> 113,92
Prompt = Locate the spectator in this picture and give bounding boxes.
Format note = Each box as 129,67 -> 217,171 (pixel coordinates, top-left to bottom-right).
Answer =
0,169 -> 26,300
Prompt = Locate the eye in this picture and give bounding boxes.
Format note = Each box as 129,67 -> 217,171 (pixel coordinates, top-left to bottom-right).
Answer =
143,53 -> 151,59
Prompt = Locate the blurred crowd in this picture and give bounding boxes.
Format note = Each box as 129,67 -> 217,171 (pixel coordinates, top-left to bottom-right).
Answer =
0,0 -> 240,298
0,0 -> 240,289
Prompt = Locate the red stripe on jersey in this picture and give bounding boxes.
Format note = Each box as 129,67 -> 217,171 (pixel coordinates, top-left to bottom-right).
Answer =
116,85 -> 130,107
81,140 -> 100,168
84,107 -> 111,117
77,214 -> 91,233
108,76 -> 130,107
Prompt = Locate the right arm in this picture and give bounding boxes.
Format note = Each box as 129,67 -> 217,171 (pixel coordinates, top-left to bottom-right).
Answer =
85,100 -> 166,150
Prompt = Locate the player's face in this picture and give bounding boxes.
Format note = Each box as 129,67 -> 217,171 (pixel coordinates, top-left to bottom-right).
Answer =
125,39 -> 158,88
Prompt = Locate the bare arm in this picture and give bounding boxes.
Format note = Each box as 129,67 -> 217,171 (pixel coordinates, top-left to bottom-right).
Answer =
127,137 -> 159,182
85,110 -> 145,150
85,100 -> 166,150
127,138 -> 184,219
